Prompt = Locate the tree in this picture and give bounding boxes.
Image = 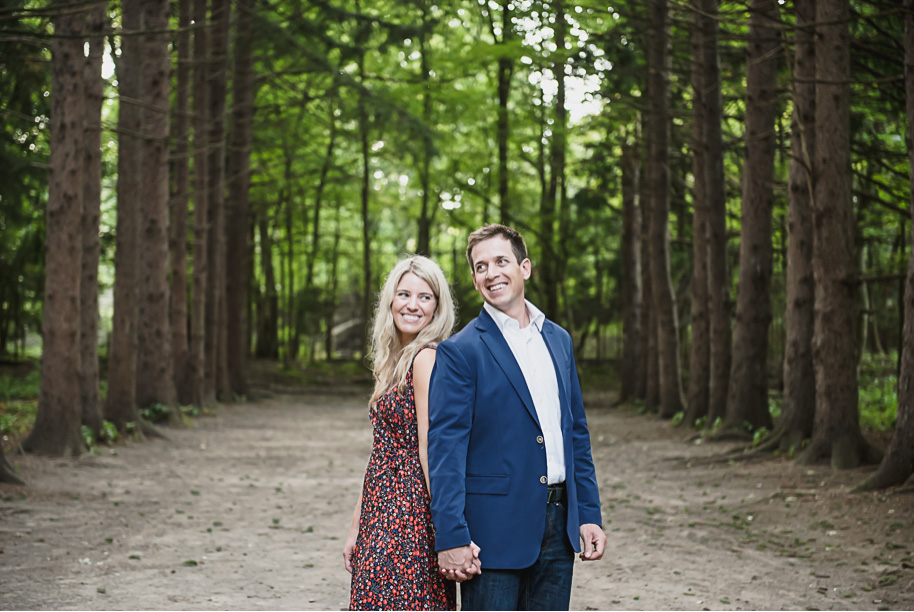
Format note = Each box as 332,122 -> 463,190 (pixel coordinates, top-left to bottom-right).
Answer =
135,0 -> 178,413
491,0 -> 515,224
0,443 -> 23,484
757,0 -> 816,454
619,139 -> 642,403
225,0 -> 257,397
721,0 -> 780,437
855,0 -> 914,489
105,0 -> 143,433
206,0 -> 231,401
79,0 -> 105,433
646,0 -> 684,418
800,0 -> 880,468
171,0 -> 192,404
23,0 -> 87,456
703,0 -> 731,425
189,0 -> 210,407
684,0 -> 711,426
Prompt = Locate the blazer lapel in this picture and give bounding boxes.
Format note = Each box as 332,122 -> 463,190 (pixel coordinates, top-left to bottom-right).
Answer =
475,309 -> 541,427
541,321 -> 570,425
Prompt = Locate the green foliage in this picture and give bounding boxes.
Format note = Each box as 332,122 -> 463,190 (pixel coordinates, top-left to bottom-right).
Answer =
752,427 -> 769,447
0,369 -> 40,400
858,370 -> 898,432
0,368 -> 40,441
81,420 -> 120,453
0,399 -> 37,439
671,411 -> 684,427
140,403 -> 171,424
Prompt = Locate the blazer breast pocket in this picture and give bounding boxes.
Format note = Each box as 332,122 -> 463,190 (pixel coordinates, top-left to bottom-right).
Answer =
466,475 -> 510,495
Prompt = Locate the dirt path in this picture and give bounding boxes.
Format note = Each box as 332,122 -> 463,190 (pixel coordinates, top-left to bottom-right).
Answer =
2,378 -> 913,611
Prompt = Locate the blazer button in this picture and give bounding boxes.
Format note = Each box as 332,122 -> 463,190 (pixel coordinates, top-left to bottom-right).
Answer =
540,476 -> 547,484
536,435 -> 544,444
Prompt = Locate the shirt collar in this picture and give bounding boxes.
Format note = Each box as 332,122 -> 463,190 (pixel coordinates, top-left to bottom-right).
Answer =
484,300 -> 545,333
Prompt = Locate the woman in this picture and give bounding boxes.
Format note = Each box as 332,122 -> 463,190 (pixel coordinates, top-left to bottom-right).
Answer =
344,255 -> 457,611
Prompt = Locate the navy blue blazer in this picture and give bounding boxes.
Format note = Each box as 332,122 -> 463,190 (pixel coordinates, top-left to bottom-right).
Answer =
428,307 -> 602,570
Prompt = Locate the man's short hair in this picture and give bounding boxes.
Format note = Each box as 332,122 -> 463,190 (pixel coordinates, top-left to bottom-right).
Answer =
466,224 -> 528,270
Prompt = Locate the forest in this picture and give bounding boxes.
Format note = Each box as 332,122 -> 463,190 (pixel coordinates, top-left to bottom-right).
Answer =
0,0 -> 913,497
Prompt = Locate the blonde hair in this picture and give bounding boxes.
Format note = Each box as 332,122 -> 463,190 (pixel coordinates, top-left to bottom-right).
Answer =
369,255 -> 456,406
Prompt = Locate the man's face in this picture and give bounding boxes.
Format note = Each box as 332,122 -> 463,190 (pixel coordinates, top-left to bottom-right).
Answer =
470,235 -> 531,315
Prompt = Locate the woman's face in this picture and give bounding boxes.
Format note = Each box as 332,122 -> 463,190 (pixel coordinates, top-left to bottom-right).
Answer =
391,272 -> 437,344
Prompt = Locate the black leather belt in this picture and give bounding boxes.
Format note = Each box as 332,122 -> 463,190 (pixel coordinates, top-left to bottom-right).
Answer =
547,482 -> 566,504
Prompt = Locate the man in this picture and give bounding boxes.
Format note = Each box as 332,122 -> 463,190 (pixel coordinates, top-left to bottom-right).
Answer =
428,224 -> 606,611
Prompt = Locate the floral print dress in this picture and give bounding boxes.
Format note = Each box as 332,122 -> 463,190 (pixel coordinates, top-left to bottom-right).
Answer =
349,348 -> 456,611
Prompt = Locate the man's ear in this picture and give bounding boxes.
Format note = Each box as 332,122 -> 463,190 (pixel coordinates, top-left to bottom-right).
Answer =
521,258 -> 532,280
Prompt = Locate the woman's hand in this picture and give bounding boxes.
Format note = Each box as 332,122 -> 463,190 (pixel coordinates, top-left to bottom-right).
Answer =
343,527 -> 358,573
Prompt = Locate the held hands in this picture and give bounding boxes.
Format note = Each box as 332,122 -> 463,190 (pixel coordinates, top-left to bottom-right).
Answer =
579,523 -> 606,561
437,542 -> 482,582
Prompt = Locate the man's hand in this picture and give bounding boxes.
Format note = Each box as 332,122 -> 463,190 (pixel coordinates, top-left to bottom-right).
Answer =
437,542 -> 482,582
579,523 -> 606,561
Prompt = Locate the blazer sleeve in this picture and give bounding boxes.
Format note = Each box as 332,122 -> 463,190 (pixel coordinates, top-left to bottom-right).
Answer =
568,342 -> 603,527
428,339 -> 475,551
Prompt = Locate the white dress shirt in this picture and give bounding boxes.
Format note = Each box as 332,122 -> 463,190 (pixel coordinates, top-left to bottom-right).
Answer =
484,301 -> 566,484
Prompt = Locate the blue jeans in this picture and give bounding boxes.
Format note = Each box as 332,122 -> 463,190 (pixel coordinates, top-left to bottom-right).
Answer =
460,501 -> 575,611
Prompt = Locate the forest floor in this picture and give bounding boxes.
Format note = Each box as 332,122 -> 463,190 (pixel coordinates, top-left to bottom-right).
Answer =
1,362 -> 914,611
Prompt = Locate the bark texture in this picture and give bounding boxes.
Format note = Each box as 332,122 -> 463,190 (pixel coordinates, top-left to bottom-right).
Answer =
24,0 -> 86,456
685,0 -> 710,426
800,0 -> 880,468
620,141 -> 642,403
135,0 -> 177,412
722,0 -> 779,436
646,0 -> 684,418
105,0 -> 142,431
206,0 -> 231,401
79,0 -> 105,433
226,0 -> 257,397
762,0 -> 816,454
189,0 -> 209,407
171,0 -> 192,404
704,0 -> 731,425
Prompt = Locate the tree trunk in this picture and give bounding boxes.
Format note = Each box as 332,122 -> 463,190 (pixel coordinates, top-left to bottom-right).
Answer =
646,0 -> 684,419
639,142 -> 656,406
24,0 -> 87,456
760,0 -> 816,454
256,215 -> 280,358
188,0 -> 209,408
620,140 -> 642,403
171,0 -> 192,405
105,0 -> 143,433
495,0 -> 514,224
416,7 -> 434,257
206,0 -> 231,401
703,0 -> 731,425
722,0 -> 779,436
225,0 -> 256,398
800,0 -> 880,468
135,0 -> 177,415
553,0 -> 570,327
358,33 -> 372,360
684,0 -> 710,426
0,443 -> 23,484
306,101 -> 337,294
80,0 -> 105,433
